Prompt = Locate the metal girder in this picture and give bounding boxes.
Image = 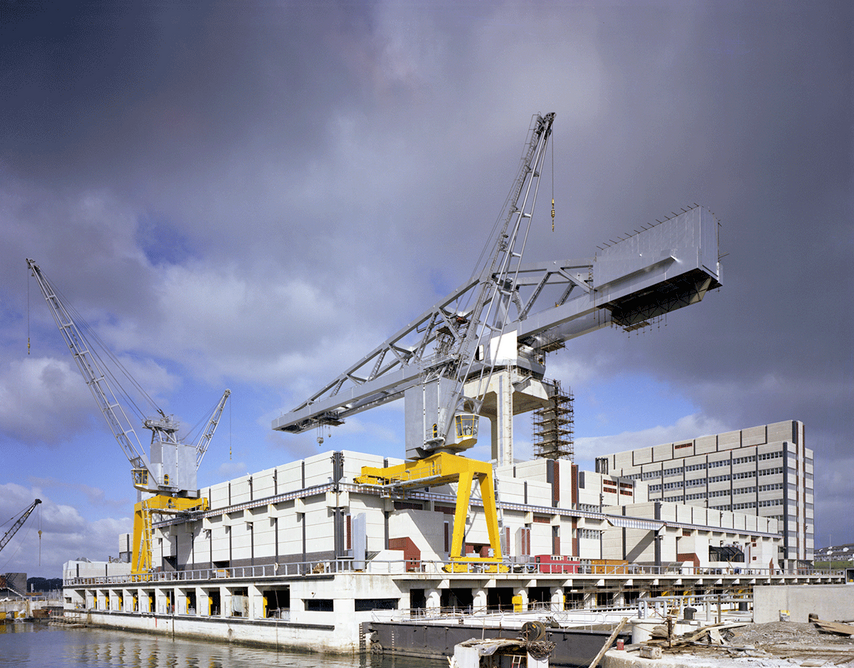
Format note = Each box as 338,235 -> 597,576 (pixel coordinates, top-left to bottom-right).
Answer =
0,499 -> 41,554
272,112 -> 722,451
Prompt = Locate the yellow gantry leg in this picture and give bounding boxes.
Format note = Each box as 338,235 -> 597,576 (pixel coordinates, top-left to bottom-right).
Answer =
131,495 -> 208,577
356,452 -> 503,565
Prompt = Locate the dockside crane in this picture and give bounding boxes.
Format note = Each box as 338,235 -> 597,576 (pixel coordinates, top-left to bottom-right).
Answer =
27,259 -> 231,575
273,112 -> 722,569
0,499 -> 41,556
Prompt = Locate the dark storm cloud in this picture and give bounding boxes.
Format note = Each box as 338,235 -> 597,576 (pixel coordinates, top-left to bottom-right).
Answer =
0,0 -> 850,549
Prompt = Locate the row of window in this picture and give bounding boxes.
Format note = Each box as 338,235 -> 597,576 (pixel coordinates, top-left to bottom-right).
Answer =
578,529 -> 603,540
627,451 -> 788,480
658,484 -> 784,501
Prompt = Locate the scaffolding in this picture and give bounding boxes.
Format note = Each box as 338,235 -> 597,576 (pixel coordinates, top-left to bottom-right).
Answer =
532,380 -> 574,460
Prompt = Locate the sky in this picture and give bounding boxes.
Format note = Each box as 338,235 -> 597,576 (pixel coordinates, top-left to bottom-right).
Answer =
0,0 -> 851,579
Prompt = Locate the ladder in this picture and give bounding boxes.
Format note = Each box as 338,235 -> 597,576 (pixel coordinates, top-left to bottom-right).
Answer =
493,462 -> 507,558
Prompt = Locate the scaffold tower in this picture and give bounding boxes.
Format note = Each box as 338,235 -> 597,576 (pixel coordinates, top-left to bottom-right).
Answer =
532,380 -> 574,460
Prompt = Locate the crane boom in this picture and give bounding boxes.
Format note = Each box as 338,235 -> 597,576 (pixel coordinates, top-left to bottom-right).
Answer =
195,389 -> 231,469
26,260 -> 154,490
273,115 -> 722,463
273,113 -> 558,458
0,499 -> 41,554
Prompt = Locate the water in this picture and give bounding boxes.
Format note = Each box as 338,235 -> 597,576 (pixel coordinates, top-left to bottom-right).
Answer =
0,622 -> 443,668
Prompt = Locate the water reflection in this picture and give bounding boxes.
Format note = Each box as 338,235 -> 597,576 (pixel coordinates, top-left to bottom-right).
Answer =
0,623 -> 442,668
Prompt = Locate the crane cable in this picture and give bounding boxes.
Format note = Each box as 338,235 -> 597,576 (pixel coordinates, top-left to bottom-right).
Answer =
32,271 -> 161,423
551,123 -> 556,232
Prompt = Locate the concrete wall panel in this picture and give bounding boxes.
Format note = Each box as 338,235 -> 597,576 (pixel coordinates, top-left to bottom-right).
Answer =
694,435 -> 717,454
754,585 -> 854,623
742,425 -> 767,447
633,448 -> 653,465
718,430 -> 741,450
652,444 -> 672,462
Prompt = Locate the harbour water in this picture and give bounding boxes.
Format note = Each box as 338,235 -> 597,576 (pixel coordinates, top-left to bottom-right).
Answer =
0,622 -> 443,668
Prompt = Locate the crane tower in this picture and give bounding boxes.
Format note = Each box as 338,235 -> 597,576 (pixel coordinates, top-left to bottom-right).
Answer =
273,112 -> 723,567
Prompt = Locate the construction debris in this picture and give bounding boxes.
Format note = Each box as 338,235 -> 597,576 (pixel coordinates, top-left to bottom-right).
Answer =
630,619 -> 854,665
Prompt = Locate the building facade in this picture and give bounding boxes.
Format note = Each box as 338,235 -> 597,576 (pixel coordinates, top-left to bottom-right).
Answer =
595,420 -> 814,564
63,448 -> 831,653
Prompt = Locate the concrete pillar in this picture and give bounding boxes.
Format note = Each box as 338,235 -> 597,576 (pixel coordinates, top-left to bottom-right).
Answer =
491,370 -> 514,466
583,591 -> 595,609
513,587 -> 529,612
220,586 -> 230,617
473,587 -> 488,613
196,587 -> 208,616
426,589 -> 441,614
612,590 -> 625,608
551,587 -> 565,612
249,584 -> 264,619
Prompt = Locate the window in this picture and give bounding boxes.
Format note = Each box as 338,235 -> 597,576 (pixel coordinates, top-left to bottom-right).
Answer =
579,529 -> 602,540
305,599 -> 334,612
355,598 -> 398,611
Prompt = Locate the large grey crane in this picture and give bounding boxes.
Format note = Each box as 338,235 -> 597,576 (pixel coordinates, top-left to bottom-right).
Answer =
272,113 -> 722,466
27,259 -> 231,573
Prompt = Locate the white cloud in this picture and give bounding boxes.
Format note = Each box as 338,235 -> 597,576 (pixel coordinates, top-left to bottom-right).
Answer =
0,357 -> 95,445
0,483 -> 128,577
574,413 -> 730,465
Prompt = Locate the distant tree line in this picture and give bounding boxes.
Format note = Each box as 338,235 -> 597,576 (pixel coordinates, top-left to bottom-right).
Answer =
27,577 -> 63,592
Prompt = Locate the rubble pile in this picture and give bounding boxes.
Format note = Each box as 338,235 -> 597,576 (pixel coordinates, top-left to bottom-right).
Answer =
636,619 -> 854,666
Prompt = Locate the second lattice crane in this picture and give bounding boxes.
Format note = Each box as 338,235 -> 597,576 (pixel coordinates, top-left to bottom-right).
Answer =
27,259 -> 230,575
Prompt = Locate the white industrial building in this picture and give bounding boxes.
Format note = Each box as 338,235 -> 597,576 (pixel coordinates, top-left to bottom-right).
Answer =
594,419 -> 814,565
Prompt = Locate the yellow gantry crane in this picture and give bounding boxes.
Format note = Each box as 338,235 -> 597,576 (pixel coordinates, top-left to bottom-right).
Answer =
27,259 -> 230,575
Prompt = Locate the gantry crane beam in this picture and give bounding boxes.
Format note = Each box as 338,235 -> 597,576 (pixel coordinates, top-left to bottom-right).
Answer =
273,207 -> 722,440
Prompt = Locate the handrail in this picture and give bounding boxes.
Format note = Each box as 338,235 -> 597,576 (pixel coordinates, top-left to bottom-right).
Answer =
63,558 -> 846,587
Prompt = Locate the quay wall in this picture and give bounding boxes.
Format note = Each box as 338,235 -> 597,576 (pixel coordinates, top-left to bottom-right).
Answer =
66,610 -> 354,653
753,584 -> 854,623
